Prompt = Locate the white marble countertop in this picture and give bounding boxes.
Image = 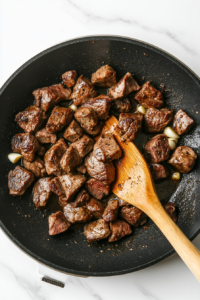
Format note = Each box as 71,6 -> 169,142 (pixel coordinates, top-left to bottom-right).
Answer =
1,0 -> 200,298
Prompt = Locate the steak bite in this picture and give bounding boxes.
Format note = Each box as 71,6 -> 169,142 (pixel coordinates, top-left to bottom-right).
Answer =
75,107 -> 98,130
168,146 -> 197,173
85,152 -> 115,184
46,106 -> 74,133
164,202 -> 177,222
173,109 -> 194,135
84,218 -> 111,242
33,177 -> 52,208
115,112 -> 143,142
44,138 -> 68,176
72,189 -> 90,207
103,199 -> 119,222
144,108 -> 173,133
82,95 -> 112,120
60,145 -> 82,173
35,128 -> 57,144
112,98 -> 132,113
91,65 -> 117,87
37,145 -> 46,156
23,157 -> 47,177
76,164 -> 87,174
62,70 -> 77,88
135,81 -> 164,108
33,83 -> 71,112
58,173 -> 86,202
63,120 -> 83,142
49,211 -> 71,235
108,72 -> 140,99
8,166 -> 34,196
84,122 -> 103,136
85,178 -> 110,200
49,177 -> 65,197
15,105 -> 46,133
73,135 -> 95,158
149,163 -> 169,181
12,133 -> 40,162
144,134 -> 171,163
86,198 -> 105,219
63,203 -> 93,223
71,75 -> 98,106
109,220 -> 132,242
120,205 -> 148,226
94,134 -> 122,162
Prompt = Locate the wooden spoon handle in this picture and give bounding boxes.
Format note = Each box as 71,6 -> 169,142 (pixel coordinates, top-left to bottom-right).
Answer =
146,200 -> 200,281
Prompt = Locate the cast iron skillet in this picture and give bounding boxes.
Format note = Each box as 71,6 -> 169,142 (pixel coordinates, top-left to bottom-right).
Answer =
0,36 -> 200,277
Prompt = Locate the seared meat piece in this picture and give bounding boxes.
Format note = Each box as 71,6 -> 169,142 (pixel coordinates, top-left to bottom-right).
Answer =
23,157 -> 46,177
112,98 -> 132,113
115,112 -> 143,142
33,177 -> 52,208
120,205 -> 148,226
44,138 -> 68,176
60,145 -> 82,173
173,109 -> 194,135
49,211 -> 71,235
118,198 -> 129,206
149,163 -> 169,181
63,120 -> 83,142
15,105 -> 46,133
8,166 -> 34,196
63,203 -> 93,223
86,198 -> 105,219
108,72 -> 140,99
164,202 -> 177,222
94,133 -> 122,162
58,196 -> 71,208
85,178 -> 110,200
33,83 -> 71,112
71,75 -> 98,106
62,70 -> 77,88
49,177 -> 65,197
75,107 -> 98,130
73,135 -> 94,158
72,189 -> 90,207
37,145 -> 46,156
84,218 -> 111,242
168,146 -> 197,173
109,220 -> 132,242
84,122 -> 103,136
58,173 -> 86,202
144,134 -> 170,163
144,108 -> 173,133
135,81 -> 164,108
46,106 -> 73,133
12,133 -> 40,162
76,164 -> 87,174
103,199 -> 119,222
85,152 -> 115,184
35,128 -> 57,144
91,65 -> 117,87
82,95 -> 112,120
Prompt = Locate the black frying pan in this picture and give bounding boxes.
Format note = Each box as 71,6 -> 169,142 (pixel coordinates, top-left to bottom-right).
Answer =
0,36 -> 200,277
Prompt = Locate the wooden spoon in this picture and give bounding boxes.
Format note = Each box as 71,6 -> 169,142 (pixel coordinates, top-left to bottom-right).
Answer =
101,115 -> 200,281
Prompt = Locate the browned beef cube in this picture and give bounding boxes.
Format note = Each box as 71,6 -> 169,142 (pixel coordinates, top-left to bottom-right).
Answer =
8,166 -> 34,196
49,177 -> 65,197
91,65 -> 117,87
33,83 -> 71,112
168,146 -> 197,173
85,178 -> 110,200
58,196 -> 71,208
63,203 -> 93,223
84,122 -> 103,136
76,164 -> 87,174
103,199 -> 119,222
75,107 -> 98,130
118,198 -> 129,206
94,133 -> 122,162
86,198 -> 105,219
135,81 -> 164,108
49,211 -> 71,235
62,70 -> 77,87
109,220 -> 132,242
149,163 -> 169,181
164,202 -> 177,222
15,105 -> 46,133
84,218 -> 111,242
37,145 -> 46,156
60,145 -> 82,173
58,173 -> 86,202
71,75 -> 98,106
120,205 -> 147,226
44,138 -> 68,176
115,112 -> 143,142
85,152 -> 115,184
144,108 -> 173,133
23,157 -> 47,177
82,95 -> 112,120
33,177 -> 52,208
173,109 -> 194,135
144,134 -> 170,163
12,133 -> 40,162
112,98 -> 132,113
46,106 -> 74,133
72,189 -> 90,207
73,135 -> 94,158
109,72 -> 140,99
35,128 -> 57,144
63,120 -> 83,142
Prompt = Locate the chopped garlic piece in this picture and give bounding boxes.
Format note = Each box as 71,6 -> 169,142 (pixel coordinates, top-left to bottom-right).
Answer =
168,139 -> 176,150
8,153 -> 22,163
172,172 -> 180,180
137,105 -> 146,115
69,104 -> 78,111
168,137 -> 178,143
164,127 -> 179,139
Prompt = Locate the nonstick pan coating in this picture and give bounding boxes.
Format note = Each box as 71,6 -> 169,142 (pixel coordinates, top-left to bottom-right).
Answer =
0,36 -> 200,277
